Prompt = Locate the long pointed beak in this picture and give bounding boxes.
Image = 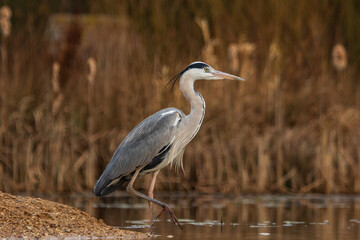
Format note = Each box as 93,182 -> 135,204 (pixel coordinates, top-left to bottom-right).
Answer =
212,70 -> 244,81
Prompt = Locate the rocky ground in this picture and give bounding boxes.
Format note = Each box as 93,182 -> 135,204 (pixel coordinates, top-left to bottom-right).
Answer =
0,191 -> 148,239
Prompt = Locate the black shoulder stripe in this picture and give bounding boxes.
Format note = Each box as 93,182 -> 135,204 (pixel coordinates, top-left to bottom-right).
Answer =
142,144 -> 172,171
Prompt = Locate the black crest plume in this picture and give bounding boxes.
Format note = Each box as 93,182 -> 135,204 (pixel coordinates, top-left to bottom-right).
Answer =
166,62 -> 209,91
166,69 -> 185,91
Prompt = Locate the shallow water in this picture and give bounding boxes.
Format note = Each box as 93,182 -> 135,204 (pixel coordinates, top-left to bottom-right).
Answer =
52,193 -> 360,239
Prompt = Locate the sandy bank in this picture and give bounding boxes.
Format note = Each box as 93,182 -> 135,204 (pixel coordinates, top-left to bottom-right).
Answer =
0,191 -> 147,239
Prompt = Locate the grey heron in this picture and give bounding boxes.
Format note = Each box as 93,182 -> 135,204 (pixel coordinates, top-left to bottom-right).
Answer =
93,61 -> 243,229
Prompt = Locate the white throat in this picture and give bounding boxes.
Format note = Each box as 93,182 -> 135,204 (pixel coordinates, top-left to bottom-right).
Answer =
179,74 -> 206,140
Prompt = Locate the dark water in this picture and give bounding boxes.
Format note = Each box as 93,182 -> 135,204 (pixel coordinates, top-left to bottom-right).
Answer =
51,192 -> 360,239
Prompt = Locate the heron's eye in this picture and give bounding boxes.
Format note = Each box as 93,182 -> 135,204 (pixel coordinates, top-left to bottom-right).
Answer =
204,67 -> 210,72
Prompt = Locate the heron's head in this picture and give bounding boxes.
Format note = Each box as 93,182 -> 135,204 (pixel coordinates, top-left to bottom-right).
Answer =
168,61 -> 244,89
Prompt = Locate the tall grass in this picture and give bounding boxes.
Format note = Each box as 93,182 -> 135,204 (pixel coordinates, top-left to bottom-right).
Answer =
0,0 -> 360,194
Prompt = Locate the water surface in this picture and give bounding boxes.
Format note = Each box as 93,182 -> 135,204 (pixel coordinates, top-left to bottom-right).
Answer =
51,193 -> 360,239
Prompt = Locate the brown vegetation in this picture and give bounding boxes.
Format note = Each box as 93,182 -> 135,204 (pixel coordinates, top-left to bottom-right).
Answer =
0,1 -> 360,194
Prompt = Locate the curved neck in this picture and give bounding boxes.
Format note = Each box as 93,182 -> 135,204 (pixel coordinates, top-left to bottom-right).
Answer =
179,75 -> 205,123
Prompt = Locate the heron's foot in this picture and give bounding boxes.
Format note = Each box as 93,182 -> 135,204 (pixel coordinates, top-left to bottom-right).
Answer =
156,205 -> 182,230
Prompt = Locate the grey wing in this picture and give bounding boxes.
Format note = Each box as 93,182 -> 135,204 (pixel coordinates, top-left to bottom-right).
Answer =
93,108 -> 183,196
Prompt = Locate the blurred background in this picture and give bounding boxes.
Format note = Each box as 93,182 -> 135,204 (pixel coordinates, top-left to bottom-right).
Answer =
0,0 -> 359,195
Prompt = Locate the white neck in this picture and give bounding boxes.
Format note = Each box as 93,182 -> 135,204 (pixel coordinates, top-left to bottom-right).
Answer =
179,74 -> 206,131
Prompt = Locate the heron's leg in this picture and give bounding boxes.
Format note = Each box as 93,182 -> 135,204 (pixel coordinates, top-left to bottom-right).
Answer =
126,168 -> 182,229
148,170 -> 160,227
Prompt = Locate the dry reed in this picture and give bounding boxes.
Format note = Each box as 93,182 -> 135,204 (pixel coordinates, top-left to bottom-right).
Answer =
0,1 -> 360,194
86,57 -> 97,189
0,5 -> 10,134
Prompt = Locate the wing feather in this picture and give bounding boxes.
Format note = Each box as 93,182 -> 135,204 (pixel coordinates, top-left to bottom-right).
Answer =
94,108 -> 183,196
